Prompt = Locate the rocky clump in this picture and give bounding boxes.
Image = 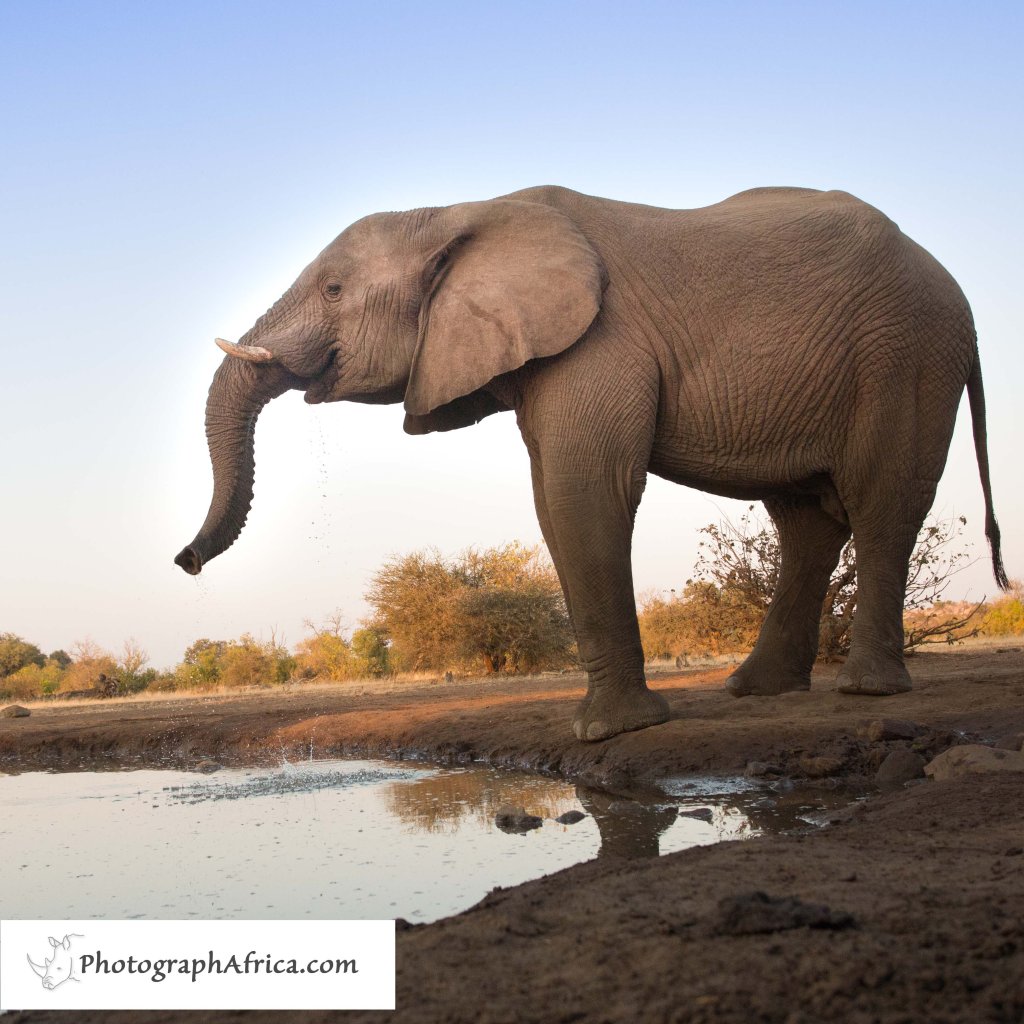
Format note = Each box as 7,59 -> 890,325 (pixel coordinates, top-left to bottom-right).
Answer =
712,891 -> 856,936
194,759 -> 223,773
554,810 -> 586,825
495,806 -> 544,834
1,705 -> 30,718
678,807 -> 715,823
875,749 -> 926,788
925,744 -> 1024,780
857,718 -> 924,742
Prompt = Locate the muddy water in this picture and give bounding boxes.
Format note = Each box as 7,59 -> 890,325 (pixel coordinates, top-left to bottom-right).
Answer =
0,759 -> 833,923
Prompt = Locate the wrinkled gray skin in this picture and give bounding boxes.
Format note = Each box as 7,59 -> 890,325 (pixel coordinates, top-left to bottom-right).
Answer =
176,186 -> 1008,741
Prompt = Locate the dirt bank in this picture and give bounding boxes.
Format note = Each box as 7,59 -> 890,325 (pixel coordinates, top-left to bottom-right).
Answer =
3,644 -> 1023,788
4,641 -> 1024,1023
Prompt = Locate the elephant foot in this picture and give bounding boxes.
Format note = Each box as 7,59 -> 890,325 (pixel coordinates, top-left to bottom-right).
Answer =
572,685 -> 670,742
725,660 -> 811,698
835,654 -> 912,696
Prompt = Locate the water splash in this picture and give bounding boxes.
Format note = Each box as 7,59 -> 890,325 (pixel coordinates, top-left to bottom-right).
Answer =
161,763 -> 421,805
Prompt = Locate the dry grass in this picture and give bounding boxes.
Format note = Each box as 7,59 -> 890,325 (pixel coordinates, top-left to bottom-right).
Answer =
10,667 -> 591,710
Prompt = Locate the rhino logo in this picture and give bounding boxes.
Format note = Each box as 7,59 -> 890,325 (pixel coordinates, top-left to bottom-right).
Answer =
26,933 -> 83,990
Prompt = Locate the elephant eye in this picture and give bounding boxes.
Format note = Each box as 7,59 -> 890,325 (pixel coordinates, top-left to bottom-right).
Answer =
324,282 -> 342,301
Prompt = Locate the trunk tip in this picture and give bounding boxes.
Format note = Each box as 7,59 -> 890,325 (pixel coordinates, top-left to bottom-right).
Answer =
174,546 -> 204,575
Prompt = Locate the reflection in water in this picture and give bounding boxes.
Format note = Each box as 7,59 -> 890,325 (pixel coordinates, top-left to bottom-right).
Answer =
384,769 -> 579,834
0,759 -> 854,923
576,786 -> 679,859
383,768 -> 760,861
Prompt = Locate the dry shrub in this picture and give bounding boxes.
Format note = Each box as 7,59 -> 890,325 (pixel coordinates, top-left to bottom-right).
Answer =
981,581 -> 1024,636
639,509 -> 980,662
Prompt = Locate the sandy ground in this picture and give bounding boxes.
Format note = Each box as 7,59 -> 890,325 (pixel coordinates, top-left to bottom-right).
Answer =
3,640 -> 1024,1023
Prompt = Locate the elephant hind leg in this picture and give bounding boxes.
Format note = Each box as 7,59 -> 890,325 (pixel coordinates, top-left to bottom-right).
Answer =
727,495 -> 850,698
835,478 -> 939,696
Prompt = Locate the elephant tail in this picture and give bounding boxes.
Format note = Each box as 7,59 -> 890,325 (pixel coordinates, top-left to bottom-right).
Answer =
967,349 -> 1010,591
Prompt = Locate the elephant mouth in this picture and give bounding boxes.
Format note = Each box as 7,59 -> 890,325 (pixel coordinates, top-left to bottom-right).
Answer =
174,546 -> 204,576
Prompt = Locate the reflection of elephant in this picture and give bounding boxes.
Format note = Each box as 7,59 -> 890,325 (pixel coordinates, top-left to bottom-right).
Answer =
175,186 -> 1008,740
576,786 -> 679,859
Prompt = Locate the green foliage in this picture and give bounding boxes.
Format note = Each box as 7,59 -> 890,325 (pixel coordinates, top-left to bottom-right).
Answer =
48,649 -> 72,670
39,658 -> 70,694
366,542 -> 574,674
174,635 -> 292,690
294,614 -> 358,679
179,638 -> 227,688
0,633 -> 45,678
1,664 -> 37,699
291,616 -> 391,683
116,638 -> 153,694
350,627 -> 390,677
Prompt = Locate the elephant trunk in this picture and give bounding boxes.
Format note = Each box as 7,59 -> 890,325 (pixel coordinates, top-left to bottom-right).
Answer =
174,356 -> 296,575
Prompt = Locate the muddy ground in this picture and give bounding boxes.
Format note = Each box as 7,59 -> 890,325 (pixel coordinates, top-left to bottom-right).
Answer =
3,640 -> 1024,1023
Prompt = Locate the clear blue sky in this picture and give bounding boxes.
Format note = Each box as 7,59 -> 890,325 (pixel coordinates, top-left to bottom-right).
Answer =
1,1 -> 1021,667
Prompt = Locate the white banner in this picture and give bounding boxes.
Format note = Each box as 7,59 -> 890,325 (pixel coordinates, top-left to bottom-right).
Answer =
0,920 -> 395,1010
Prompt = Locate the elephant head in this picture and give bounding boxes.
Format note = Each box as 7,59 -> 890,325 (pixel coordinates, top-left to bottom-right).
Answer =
175,199 -> 607,574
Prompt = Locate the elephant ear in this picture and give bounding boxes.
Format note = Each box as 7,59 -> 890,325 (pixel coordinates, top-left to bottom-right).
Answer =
403,199 -> 607,421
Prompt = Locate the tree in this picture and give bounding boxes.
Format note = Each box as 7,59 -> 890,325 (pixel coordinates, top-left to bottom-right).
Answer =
177,638 -> 228,687
0,634 -> 45,678
457,544 -> 574,672
457,586 -> 572,673
365,549 -> 468,671
117,638 -> 155,693
366,543 -> 574,673
48,650 -> 72,670
350,626 -> 390,677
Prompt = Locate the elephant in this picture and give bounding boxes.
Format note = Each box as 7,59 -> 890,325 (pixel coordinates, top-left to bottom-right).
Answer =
175,185 -> 1008,741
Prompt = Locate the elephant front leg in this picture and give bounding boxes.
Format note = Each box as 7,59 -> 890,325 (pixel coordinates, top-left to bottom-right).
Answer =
530,453 -> 670,742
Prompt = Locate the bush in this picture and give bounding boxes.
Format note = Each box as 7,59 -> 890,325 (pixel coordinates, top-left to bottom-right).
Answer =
2,662 -> 45,699
366,542 -> 574,674
60,640 -> 119,694
216,635 -> 292,689
981,582 -> 1024,636
639,580 -> 764,659
171,635 -> 293,691
294,616 -> 359,681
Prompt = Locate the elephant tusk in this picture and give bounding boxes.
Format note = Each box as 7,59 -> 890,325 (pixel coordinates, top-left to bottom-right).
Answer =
215,337 -> 275,363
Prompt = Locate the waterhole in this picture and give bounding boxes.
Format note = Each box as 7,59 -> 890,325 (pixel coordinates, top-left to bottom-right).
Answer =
0,759 -> 843,923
